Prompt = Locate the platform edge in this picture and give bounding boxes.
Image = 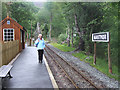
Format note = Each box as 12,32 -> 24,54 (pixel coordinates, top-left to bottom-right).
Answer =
43,54 -> 59,89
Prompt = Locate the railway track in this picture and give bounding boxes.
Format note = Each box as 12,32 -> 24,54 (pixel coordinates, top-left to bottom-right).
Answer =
44,45 -> 102,89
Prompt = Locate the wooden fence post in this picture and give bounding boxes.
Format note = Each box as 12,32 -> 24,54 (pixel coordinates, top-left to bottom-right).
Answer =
108,33 -> 112,73
93,42 -> 96,65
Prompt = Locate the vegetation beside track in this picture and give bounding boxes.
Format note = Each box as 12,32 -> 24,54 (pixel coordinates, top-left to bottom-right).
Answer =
50,42 -> 119,81
50,43 -> 75,52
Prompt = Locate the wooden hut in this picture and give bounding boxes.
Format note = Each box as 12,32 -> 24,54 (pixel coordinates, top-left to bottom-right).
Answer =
0,16 -> 26,52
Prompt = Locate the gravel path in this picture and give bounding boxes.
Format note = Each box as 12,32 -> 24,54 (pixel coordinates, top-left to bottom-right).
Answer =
46,44 -> 119,88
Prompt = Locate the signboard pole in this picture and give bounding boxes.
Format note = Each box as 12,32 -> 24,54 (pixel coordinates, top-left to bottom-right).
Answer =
92,32 -> 112,73
93,42 -> 96,65
108,33 -> 112,73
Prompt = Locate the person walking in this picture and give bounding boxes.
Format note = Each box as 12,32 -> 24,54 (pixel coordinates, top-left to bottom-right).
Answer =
35,34 -> 45,63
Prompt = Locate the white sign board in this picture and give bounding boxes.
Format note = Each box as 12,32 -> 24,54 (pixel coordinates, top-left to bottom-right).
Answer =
73,34 -> 76,37
92,32 -> 109,42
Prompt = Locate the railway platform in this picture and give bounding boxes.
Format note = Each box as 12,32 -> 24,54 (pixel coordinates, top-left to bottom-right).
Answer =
2,46 -> 53,89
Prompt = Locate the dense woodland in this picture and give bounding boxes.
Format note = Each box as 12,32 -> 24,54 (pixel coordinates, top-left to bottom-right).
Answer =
2,2 -> 119,66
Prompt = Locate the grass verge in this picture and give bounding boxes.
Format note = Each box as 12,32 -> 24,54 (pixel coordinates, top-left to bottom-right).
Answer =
72,52 -> 119,81
50,43 -> 75,52
50,42 -> 119,81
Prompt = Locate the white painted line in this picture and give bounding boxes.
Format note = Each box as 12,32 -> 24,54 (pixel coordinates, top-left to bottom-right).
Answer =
8,53 -> 21,65
43,54 -> 59,89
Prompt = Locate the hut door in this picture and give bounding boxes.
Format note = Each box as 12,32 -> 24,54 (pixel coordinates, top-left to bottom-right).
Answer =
21,30 -> 24,49
22,31 -> 24,49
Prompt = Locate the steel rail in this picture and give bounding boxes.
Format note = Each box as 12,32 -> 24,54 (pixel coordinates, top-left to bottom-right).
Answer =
44,48 -> 79,89
45,45 -> 102,89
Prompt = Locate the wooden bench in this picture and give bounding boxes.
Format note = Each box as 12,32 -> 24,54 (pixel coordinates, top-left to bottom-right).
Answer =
0,65 -> 13,89
0,65 -> 13,78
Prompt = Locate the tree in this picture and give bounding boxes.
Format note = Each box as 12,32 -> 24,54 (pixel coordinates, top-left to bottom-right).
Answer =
9,2 -> 39,33
44,2 -> 54,41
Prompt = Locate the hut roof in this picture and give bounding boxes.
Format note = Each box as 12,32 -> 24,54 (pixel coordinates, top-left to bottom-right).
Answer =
0,16 -> 26,32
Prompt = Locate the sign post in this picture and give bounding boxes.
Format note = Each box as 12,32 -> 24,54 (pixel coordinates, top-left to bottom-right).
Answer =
108,34 -> 112,73
92,32 -> 112,73
93,42 -> 96,65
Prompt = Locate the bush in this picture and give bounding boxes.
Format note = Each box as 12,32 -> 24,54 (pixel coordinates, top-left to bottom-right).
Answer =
58,34 -> 67,44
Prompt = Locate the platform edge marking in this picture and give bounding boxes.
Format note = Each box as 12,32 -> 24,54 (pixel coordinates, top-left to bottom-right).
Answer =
43,55 -> 59,89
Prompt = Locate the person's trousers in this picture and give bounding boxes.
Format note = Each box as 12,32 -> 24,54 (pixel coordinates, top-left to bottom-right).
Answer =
38,49 -> 44,62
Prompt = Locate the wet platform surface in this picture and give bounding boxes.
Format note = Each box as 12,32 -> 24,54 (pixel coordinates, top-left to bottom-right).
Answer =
3,47 -> 53,88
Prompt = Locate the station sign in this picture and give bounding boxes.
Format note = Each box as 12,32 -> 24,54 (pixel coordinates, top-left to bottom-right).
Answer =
92,32 -> 112,73
92,32 -> 109,42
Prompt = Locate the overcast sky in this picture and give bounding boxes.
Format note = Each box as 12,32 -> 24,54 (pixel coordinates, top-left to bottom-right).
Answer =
1,0 -> 119,2
33,2 -> 45,8
25,0 -> 119,2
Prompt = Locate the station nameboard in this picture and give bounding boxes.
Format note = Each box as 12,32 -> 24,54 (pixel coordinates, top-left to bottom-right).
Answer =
92,32 -> 109,42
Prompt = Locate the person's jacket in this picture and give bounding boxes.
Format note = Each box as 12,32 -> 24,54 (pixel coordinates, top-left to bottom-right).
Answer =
35,38 -> 45,50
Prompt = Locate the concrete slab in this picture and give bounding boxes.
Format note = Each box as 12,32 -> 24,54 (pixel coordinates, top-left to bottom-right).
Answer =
3,47 -> 53,88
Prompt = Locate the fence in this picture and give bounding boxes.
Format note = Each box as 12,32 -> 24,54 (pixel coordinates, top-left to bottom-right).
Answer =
0,40 -> 19,67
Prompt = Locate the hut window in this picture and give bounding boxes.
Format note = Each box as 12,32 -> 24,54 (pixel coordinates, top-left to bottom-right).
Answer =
7,20 -> 10,24
3,29 -> 14,41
